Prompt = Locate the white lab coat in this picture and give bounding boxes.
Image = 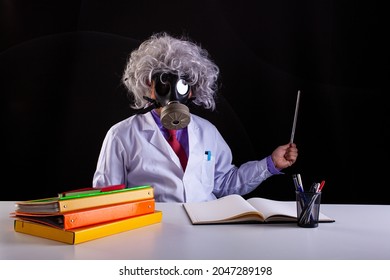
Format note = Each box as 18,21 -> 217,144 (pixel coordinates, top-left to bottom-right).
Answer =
93,112 -> 273,202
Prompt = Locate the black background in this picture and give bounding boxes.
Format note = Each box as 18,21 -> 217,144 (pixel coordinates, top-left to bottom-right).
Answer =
1,0 -> 388,203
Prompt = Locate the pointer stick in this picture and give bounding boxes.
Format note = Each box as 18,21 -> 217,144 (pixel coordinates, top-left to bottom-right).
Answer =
290,90 -> 301,143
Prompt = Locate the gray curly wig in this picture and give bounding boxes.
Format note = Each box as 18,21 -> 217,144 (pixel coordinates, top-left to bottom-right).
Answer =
122,32 -> 220,110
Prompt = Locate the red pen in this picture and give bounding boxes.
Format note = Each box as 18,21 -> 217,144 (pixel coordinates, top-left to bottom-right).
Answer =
318,180 -> 325,192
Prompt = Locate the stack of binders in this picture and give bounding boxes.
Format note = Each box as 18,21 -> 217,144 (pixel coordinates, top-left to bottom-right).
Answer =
11,184 -> 162,244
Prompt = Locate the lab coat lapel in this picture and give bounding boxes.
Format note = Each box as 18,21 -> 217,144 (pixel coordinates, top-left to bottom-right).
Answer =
141,113 -> 182,168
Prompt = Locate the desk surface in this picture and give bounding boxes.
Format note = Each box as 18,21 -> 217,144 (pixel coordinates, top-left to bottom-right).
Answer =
1,201 -> 389,260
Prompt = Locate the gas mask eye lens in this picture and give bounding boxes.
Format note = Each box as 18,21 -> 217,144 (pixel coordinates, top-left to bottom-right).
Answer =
155,77 -> 170,96
176,79 -> 189,95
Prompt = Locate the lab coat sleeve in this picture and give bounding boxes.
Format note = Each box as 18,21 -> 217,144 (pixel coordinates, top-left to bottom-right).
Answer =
211,128 -> 274,198
92,127 -> 127,187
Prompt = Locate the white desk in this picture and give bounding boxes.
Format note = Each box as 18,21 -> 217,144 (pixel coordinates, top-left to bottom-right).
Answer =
1,201 -> 389,259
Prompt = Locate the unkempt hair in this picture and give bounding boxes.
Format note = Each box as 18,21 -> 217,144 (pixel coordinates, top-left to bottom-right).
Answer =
122,32 -> 220,110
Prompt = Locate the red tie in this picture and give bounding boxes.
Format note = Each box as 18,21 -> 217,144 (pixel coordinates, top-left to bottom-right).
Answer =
167,129 -> 188,171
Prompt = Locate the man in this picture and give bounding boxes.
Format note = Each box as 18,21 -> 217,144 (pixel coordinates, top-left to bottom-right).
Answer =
93,32 -> 298,202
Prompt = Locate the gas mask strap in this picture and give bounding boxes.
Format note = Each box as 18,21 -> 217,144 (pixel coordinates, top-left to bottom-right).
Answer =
133,96 -> 162,115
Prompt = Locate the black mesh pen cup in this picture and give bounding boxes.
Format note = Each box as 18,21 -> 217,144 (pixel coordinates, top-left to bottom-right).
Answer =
296,191 -> 322,228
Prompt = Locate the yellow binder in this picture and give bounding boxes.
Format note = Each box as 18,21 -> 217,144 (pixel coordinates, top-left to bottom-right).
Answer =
14,211 -> 162,244
15,186 -> 154,214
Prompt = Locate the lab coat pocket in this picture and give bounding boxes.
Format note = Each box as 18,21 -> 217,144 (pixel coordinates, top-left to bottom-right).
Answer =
201,152 -> 215,187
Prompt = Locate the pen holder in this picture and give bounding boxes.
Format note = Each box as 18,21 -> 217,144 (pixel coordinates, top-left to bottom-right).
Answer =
296,191 -> 322,228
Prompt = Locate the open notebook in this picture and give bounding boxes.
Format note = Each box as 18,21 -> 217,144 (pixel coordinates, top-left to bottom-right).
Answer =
183,194 -> 335,224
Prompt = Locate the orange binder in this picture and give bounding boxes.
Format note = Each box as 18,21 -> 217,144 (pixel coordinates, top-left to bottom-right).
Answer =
14,211 -> 162,244
13,199 -> 155,229
15,186 -> 154,214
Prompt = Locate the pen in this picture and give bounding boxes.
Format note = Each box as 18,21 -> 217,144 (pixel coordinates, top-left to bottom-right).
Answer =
314,182 -> 320,192
309,182 -> 318,193
297,173 -> 304,191
318,180 -> 325,192
293,174 -> 304,192
292,175 -> 300,191
205,151 -> 211,161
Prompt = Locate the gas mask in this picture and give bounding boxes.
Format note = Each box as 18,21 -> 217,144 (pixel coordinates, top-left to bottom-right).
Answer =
137,72 -> 193,130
